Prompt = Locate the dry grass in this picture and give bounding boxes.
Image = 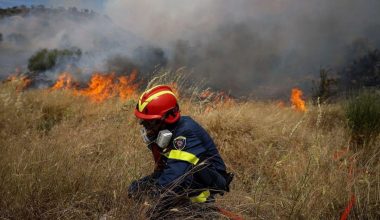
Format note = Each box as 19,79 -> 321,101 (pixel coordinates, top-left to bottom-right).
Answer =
0,80 -> 379,219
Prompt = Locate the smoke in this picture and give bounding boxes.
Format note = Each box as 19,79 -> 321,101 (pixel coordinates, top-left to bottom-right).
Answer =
0,6 -> 162,82
1,1 -> 380,97
106,0 -> 380,97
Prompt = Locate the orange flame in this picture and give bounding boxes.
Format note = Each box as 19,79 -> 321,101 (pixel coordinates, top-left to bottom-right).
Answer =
51,72 -> 76,90
20,77 -> 32,91
290,88 -> 306,112
117,69 -> 139,100
51,71 -> 139,102
6,75 -> 32,92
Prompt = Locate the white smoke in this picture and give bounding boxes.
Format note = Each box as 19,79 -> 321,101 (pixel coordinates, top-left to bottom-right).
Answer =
0,6 -> 144,80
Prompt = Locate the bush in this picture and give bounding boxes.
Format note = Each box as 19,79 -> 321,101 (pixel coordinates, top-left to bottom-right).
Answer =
28,48 -> 82,72
340,49 -> 380,91
312,68 -> 337,103
346,90 -> 380,147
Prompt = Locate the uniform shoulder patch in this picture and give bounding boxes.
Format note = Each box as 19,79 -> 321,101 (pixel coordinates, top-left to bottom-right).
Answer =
173,136 -> 186,150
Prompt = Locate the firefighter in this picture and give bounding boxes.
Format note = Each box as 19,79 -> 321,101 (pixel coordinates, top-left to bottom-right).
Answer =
128,85 -> 233,208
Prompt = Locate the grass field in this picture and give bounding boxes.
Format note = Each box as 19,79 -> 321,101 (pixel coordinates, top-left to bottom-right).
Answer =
0,78 -> 379,219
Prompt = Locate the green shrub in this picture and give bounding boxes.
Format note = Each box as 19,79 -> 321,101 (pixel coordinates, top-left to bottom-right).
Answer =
346,90 -> 380,147
312,68 -> 337,104
340,49 -> 380,91
28,48 -> 82,72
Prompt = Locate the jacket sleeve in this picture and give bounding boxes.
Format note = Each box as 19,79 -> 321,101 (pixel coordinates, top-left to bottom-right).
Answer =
157,129 -> 206,187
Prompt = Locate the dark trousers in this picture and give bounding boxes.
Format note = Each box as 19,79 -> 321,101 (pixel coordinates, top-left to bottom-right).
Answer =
128,165 -> 229,201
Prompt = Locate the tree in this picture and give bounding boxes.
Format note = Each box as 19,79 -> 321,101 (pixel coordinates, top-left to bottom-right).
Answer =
340,49 -> 380,91
312,68 -> 337,103
28,48 -> 82,72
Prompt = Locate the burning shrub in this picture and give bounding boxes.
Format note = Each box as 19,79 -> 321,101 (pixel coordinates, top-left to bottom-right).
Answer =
28,48 -> 82,72
346,90 -> 380,148
3,74 -> 32,92
50,71 -> 139,102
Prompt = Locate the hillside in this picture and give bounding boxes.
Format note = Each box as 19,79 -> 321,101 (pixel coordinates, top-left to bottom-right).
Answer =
0,5 -> 97,19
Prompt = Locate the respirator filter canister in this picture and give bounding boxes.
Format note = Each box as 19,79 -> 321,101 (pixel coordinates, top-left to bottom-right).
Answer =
156,129 -> 173,148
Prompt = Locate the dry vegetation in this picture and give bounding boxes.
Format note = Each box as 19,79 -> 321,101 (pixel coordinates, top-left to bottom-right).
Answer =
0,79 -> 379,219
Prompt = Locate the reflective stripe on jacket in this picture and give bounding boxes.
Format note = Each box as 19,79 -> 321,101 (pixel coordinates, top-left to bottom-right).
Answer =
156,116 -> 227,188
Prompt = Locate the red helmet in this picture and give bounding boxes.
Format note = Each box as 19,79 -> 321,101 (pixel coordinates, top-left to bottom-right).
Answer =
134,85 -> 180,123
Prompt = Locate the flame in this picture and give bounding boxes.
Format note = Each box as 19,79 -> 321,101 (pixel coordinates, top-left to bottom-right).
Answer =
51,72 -> 76,90
290,88 -> 306,112
77,73 -> 117,102
5,74 -> 32,91
51,70 -> 139,102
117,69 -> 139,100
20,77 -> 32,91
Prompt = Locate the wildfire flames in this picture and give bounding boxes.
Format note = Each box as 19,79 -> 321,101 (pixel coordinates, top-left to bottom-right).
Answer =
51,70 -> 139,102
5,75 -> 32,92
290,88 -> 306,112
51,72 -> 76,90
4,72 -> 307,112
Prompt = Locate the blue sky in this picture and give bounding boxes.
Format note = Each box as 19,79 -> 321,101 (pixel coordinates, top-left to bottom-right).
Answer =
0,0 -> 106,12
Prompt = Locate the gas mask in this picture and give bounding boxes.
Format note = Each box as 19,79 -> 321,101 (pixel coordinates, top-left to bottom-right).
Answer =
140,127 -> 173,148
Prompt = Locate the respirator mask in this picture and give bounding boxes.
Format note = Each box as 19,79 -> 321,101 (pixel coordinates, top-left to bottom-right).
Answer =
139,118 -> 173,148
140,127 -> 172,148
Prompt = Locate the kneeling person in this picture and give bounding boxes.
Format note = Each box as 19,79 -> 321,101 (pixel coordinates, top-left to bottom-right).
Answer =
128,85 -> 233,206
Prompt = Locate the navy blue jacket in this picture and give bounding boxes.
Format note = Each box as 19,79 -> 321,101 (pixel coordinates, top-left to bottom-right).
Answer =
154,116 -> 227,188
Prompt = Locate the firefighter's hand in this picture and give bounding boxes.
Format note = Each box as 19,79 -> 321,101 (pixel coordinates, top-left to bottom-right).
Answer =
128,175 -> 160,200
146,186 -> 161,199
